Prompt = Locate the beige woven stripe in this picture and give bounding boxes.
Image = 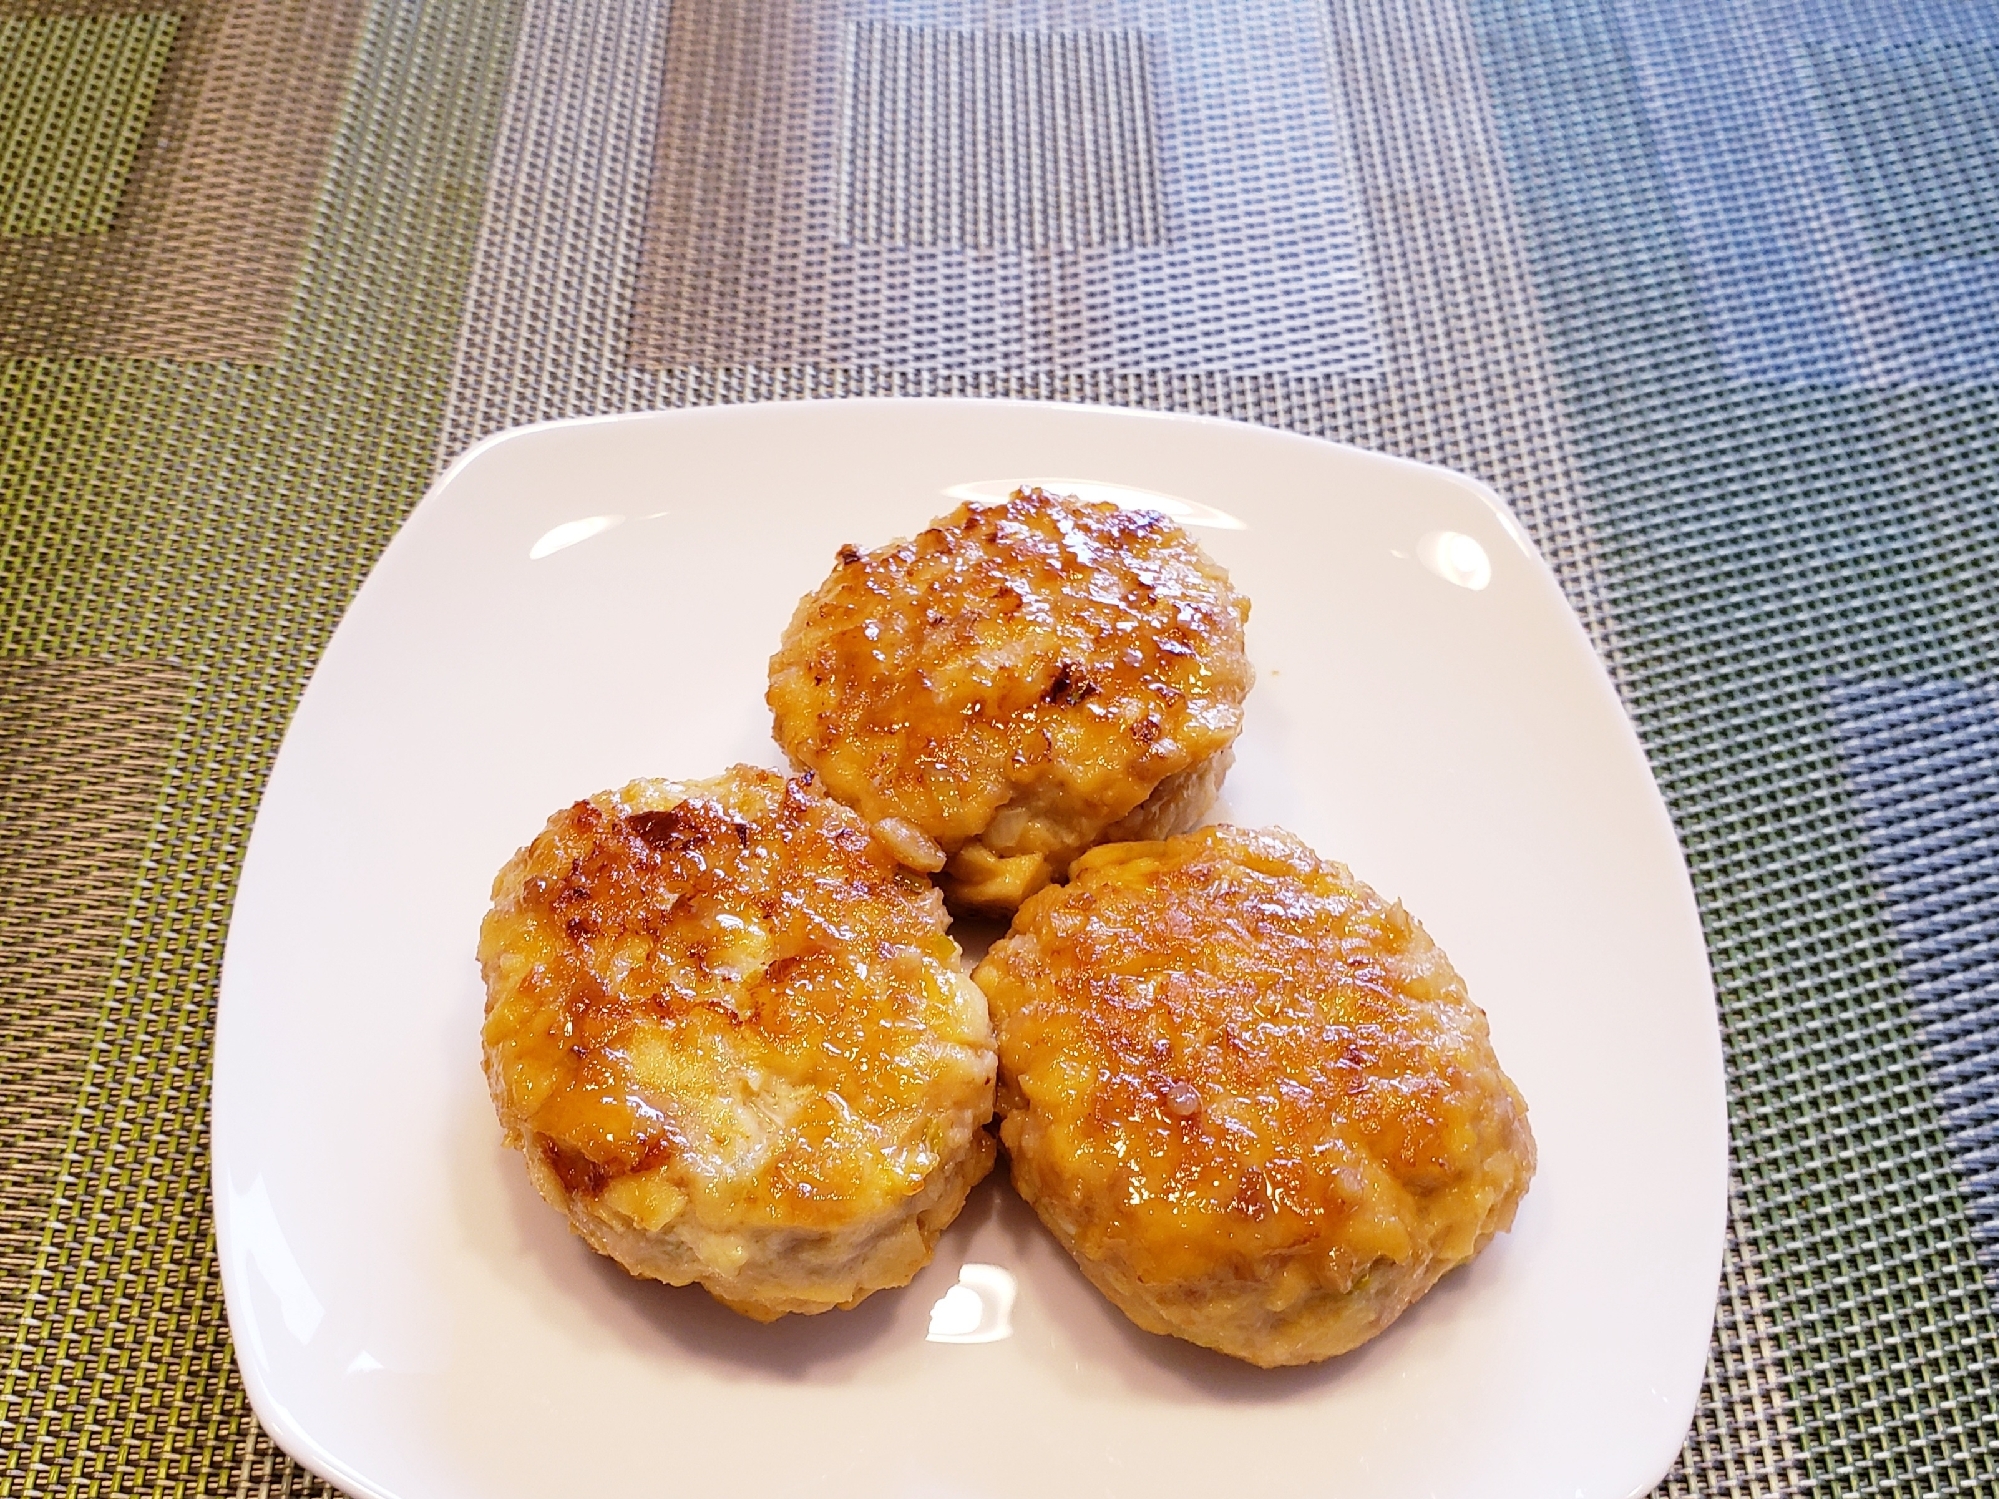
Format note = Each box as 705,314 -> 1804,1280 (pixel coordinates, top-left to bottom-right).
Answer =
629,0 -> 819,370
629,1 -> 1381,375
0,0 -> 366,361
1662,1183 -> 1808,1497
0,659 -> 186,1357
837,22 -> 1168,252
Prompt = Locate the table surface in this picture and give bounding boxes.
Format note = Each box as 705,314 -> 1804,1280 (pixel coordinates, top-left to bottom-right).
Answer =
1,1 -> 1995,1496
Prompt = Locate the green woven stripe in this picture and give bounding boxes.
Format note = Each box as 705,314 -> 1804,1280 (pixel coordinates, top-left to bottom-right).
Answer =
1676,1184 -> 1806,1493
0,0 -> 524,1492
0,14 -> 179,239
0,661 -> 187,1347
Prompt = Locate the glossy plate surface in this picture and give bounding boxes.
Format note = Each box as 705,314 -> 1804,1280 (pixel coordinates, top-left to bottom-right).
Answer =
215,399 -> 1725,1499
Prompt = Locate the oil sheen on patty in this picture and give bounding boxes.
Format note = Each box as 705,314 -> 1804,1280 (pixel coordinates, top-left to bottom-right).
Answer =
767,487 -> 1253,912
479,766 -> 997,1320
974,825 -> 1535,1366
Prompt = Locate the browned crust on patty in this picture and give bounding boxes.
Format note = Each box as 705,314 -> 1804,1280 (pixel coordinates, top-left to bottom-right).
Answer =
767,488 -> 1252,911
479,767 -> 996,1317
974,825 -> 1535,1365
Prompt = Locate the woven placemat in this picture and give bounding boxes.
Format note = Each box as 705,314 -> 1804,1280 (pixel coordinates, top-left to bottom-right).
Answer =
0,0 -> 517,1490
2,0 -> 1995,1494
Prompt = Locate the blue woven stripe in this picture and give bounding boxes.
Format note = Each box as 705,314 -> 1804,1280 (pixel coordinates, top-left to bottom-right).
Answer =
1828,677 -> 1999,1265
1617,0 -> 1999,386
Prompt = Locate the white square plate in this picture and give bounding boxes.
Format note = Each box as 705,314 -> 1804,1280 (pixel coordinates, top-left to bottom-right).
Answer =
216,399 -> 1725,1499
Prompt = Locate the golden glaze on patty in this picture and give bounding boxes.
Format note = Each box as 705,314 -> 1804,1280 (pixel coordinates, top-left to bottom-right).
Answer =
767,488 -> 1252,911
479,767 -> 996,1319
974,826 -> 1534,1366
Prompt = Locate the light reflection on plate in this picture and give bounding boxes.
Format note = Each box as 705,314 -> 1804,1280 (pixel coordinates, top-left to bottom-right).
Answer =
926,1263 -> 1018,1345
1417,529 -> 1493,591
527,513 -> 623,559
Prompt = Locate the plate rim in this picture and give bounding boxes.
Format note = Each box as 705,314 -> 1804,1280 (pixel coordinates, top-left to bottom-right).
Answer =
214,396 -> 1727,1499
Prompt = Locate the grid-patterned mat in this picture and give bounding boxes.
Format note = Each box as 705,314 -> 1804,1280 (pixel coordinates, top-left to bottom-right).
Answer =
2,0 -> 1995,1494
